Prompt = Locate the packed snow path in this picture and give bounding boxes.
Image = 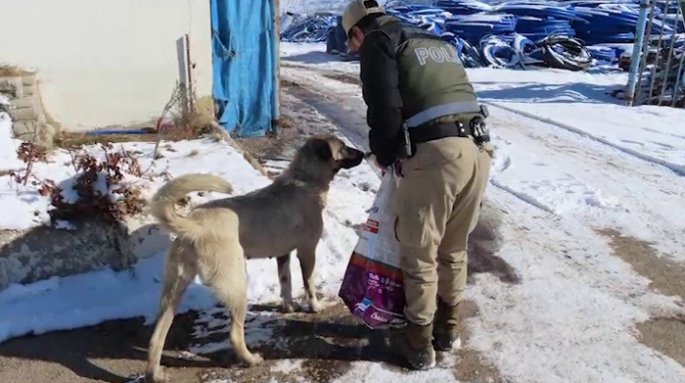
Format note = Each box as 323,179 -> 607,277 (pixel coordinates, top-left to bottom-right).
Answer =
279,59 -> 685,383
280,64 -> 685,260
1,43 -> 684,383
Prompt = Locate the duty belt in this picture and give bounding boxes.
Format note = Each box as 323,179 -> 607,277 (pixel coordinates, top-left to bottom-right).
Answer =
409,122 -> 469,144
399,105 -> 490,159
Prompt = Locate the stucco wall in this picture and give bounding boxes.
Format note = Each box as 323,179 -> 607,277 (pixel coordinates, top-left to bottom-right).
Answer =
278,0 -> 435,14
0,0 -> 213,131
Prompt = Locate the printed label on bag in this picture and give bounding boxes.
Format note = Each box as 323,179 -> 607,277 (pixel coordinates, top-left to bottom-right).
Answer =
356,298 -> 371,313
371,311 -> 388,323
363,219 -> 379,233
337,172 -> 406,329
338,252 -> 406,328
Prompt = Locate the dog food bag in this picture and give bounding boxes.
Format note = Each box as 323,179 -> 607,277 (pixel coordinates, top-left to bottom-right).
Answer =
338,170 -> 406,329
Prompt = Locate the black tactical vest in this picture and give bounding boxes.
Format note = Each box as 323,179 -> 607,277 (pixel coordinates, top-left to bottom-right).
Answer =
368,16 -> 482,127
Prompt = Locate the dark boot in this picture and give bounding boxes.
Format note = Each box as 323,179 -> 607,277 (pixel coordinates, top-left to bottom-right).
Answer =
433,299 -> 461,352
389,321 -> 436,370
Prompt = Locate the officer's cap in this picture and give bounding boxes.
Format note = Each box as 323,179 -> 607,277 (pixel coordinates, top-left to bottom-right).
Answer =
341,0 -> 384,37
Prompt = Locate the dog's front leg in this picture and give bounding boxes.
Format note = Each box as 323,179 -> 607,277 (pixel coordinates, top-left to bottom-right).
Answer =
276,254 -> 296,313
296,245 -> 323,313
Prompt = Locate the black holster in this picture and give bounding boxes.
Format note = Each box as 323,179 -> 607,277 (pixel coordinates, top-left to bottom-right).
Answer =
401,104 -> 491,157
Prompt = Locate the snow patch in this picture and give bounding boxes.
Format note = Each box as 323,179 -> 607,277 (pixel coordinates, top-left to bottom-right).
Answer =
0,136 -> 379,345
0,138 -> 269,231
271,359 -> 304,374
331,362 -> 459,383
275,49 -> 685,382
0,110 -> 24,173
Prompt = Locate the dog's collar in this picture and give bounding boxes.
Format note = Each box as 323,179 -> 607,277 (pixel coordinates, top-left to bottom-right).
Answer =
290,179 -> 311,189
280,174 -> 322,190
284,178 -> 328,206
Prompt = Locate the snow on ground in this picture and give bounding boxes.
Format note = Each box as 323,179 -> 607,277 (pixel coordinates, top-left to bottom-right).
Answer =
0,252 -> 217,343
278,42 -> 685,382
0,40 -> 684,383
462,198 -> 684,383
486,107 -> 685,258
470,70 -> 685,177
0,137 -> 265,341
0,131 -> 378,345
0,137 -> 266,230
328,362 -> 459,383
281,42 -> 685,175
280,41 -> 685,259
0,106 -> 26,174
280,42 -> 360,73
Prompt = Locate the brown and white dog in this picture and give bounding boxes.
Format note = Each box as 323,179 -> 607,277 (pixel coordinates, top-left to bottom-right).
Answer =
145,134 -> 364,382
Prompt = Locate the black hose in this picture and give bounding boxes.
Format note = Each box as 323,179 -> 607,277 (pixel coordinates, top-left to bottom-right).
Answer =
538,34 -> 593,71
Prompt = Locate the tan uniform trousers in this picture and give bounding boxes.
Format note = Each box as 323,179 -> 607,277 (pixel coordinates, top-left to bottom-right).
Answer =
392,136 -> 492,326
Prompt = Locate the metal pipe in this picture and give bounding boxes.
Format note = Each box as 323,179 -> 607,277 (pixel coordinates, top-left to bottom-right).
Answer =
627,0 -> 654,106
273,0 -> 281,135
674,1 -> 685,107
647,0 -> 671,105
671,47 -> 685,107
185,33 -> 196,114
635,0 -> 658,105
657,4 -> 682,105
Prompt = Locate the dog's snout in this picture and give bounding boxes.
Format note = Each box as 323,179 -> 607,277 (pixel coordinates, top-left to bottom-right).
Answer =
351,148 -> 364,159
339,147 -> 365,169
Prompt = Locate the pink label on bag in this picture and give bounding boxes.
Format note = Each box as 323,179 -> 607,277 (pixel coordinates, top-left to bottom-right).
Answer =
338,171 -> 406,328
338,252 -> 406,328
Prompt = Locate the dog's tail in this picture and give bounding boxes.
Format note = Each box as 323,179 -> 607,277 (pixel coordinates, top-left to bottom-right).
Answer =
151,173 -> 233,239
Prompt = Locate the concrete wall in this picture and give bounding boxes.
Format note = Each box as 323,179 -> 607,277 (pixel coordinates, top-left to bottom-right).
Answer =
0,0 -> 213,132
0,72 -> 58,146
0,214 -> 171,291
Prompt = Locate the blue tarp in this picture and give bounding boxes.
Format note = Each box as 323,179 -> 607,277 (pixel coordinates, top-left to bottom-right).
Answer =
211,0 -> 279,137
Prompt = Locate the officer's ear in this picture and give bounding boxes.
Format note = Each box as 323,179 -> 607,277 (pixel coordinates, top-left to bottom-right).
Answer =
350,26 -> 362,39
350,26 -> 365,47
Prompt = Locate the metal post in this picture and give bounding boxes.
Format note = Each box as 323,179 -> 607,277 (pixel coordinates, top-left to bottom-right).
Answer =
176,35 -> 190,117
677,1 -> 685,107
657,3 -> 682,105
626,0 -> 653,106
185,34 -> 196,114
273,0 -> 281,135
647,0 -> 670,105
634,3 -> 657,104
671,44 -> 685,106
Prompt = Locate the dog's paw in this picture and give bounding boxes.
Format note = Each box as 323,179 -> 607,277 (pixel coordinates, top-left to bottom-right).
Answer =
309,300 -> 324,313
245,352 -> 264,367
281,301 -> 299,313
145,369 -> 169,383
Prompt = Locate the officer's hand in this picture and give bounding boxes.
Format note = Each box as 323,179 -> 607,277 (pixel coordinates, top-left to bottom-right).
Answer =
365,152 -> 386,172
393,159 -> 404,178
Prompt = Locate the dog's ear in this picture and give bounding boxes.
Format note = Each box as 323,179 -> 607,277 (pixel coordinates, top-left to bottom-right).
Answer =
309,138 -> 333,161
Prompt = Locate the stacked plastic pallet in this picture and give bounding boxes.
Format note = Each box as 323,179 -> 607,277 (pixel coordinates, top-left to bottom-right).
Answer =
280,0 -> 684,71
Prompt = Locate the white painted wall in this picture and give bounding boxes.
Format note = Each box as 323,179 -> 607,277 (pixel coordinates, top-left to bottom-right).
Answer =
0,0 -> 213,131
279,0 -> 435,14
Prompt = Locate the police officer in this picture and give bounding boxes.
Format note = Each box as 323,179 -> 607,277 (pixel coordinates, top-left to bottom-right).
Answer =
342,0 -> 493,370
